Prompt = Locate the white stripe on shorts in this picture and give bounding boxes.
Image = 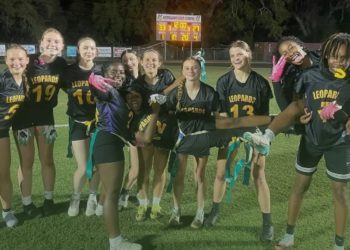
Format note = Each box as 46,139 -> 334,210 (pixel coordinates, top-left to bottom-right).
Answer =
295,162 -> 317,173
326,169 -> 350,180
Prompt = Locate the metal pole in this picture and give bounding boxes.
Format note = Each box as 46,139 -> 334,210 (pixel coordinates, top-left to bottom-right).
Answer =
190,40 -> 192,56
164,40 -> 167,62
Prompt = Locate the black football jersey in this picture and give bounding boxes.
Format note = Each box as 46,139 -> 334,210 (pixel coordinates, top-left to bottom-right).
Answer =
91,86 -> 132,141
27,54 -> 67,108
297,66 -> 349,146
167,82 -> 219,134
216,70 -> 272,117
136,68 -> 175,94
61,63 -> 101,121
0,70 -> 26,129
130,110 -> 178,150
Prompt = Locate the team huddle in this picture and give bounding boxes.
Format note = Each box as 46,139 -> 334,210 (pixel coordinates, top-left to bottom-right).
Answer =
0,28 -> 350,250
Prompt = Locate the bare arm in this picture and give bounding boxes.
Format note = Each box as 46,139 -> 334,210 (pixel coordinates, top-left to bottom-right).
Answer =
162,76 -> 185,95
268,99 -> 305,134
134,103 -> 160,144
215,115 -> 273,129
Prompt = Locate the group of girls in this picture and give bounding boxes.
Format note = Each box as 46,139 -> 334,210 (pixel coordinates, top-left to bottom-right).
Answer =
1,27 -> 348,250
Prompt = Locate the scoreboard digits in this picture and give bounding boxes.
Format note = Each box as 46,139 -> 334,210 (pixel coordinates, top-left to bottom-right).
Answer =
156,14 -> 201,42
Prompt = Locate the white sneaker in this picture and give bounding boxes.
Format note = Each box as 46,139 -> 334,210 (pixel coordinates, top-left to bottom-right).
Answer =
168,208 -> 181,226
95,203 -> 103,216
190,211 -> 204,229
3,211 -> 18,228
334,245 -> 345,250
118,193 -> 129,211
276,233 -> 294,248
68,198 -> 80,217
110,237 -> 142,250
85,194 -> 97,216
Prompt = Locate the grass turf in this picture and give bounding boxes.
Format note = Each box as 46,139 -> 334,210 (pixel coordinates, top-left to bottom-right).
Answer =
0,63 -> 346,250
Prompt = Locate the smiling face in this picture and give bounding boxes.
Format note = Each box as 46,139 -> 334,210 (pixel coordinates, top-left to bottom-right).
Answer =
182,58 -> 201,82
229,46 -> 251,70
40,31 -> 64,57
78,38 -> 97,62
121,51 -> 139,75
278,40 -> 306,65
327,44 -> 350,74
141,51 -> 162,79
5,47 -> 29,76
126,91 -> 143,113
105,63 -> 126,86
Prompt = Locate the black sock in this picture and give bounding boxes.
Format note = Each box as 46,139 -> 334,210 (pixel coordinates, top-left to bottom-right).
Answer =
262,212 -> 272,226
335,235 -> 345,247
3,208 -> 11,213
212,202 -> 220,214
286,224 -> 295,235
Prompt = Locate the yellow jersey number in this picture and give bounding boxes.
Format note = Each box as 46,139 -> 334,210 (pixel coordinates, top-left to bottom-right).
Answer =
230,104 -> 254,118
4,104 -> 20,120
72,89 -> 95,105
32,85 -> 56,102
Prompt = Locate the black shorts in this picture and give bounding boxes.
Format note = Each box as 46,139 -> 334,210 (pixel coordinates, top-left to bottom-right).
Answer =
0,128 -> 10,138
70,119 -> 96,141
296,135 -> 350,182
176,129 -> 239,157
92,130 -> 125,165
12,105 -> 54,130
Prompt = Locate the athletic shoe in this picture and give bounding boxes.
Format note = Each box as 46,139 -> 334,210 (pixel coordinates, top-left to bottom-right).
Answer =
118,193 -> 129,211
85,194 -> 97,216
42,199 -> 55,216
68,198 -> 80,217
23,203 -> 42,218
260,224 -> 274,242
135,205 -> 147,221
150,204 -> 163,219
333,245 -> 345,250
3,211 -> 18,228
190,212 -> 204,229
168,208 -> 181,226
110,237 -> 142,250
275,234 -> 294,249
95,203 -> 103,216
243,131 -> 270,156
204,209 -> 219,227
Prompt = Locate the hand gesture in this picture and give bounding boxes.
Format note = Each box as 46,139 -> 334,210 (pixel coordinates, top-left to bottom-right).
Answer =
270,55 -> 286,82
88,73 -> 115,92
320,101 -> 341,120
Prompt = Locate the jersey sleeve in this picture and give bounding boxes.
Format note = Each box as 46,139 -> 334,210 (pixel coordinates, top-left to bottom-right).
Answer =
166,87 -> 178,112
336,80 -> 350,106
259,78 -> 273,115
216,76 -> 227,113
162,69 -> 176,86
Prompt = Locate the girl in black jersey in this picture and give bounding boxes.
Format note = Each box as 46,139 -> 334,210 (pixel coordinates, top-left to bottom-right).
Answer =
272,36 -> 320,112
206,41 -> 274,240
118,49 -> 142,210
62,37 -> 100,217
89,61 -> 143,250
167,57 -> 219,229
134,49 -> 177,221
12,28 -> 67,217
246,33 -> 350,250
0,45 -> 29,227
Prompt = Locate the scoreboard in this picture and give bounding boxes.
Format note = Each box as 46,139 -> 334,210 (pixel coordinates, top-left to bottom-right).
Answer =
156,14 -> 201,42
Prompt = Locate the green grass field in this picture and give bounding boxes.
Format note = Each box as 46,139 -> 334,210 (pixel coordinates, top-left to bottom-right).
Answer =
0,64 -> 348,250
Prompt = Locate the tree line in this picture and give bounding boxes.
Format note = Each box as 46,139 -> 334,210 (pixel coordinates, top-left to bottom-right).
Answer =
1,0 -> 350,47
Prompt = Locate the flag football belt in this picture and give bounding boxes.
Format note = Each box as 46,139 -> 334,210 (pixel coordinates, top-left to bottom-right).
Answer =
225,137 -> 253,203
166,129 -> 209,193
74,118 -> 96,136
